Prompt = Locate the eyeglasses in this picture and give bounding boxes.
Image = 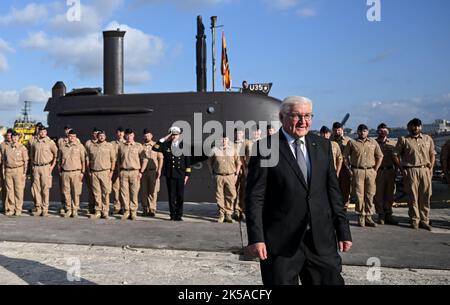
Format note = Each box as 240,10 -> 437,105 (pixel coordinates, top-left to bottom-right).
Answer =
288,113 -> 314,122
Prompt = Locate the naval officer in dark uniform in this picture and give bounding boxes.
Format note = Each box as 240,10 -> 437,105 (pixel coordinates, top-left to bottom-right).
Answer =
152,127 -> 191,221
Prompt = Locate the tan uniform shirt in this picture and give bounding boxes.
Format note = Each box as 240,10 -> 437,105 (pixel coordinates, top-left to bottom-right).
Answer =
58,142 -> 85,171
345,137 -> 383,168
111,139 -> 125,160
234,139 -> 252,166
30,136 -> 58,165
111,139 -> 125,151
118,142 -> 145,170
209,146 -> 241,175
3,143 -> 28,168
332,135 -> 352,153
331,141 -> 343,170
0,141 -> 11,154
394,134 -> 435,168
85,139 -> 97,150
376,138 -> 396,168
86,141 -> 115,171
28,135 -> 38,147
58,137 -> 81,149
143,141 -> 163,171
0,142 -> 9,172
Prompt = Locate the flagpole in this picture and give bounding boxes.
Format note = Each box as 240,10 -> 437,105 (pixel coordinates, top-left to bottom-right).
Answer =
211,17 -> 223,92
211,16 -> 217,92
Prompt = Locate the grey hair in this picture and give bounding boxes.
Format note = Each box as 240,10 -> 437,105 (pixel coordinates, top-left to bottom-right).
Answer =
279,96 -> 313,117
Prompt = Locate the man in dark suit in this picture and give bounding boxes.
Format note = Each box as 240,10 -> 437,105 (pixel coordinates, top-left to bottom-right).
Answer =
246,96 -> 352,285
153,127 -> 191,221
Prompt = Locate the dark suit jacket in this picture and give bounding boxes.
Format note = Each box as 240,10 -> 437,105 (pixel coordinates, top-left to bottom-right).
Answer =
246,130 -> 351,257
152,140 -> 191,179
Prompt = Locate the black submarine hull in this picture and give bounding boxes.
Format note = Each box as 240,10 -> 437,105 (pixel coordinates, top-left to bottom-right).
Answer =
42,91 -> 281,203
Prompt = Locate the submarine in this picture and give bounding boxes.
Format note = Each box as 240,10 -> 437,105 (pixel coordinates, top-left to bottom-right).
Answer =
44,16 -> 281,202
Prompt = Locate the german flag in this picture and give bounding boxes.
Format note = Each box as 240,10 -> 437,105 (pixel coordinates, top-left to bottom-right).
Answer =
221,31 -> 232,90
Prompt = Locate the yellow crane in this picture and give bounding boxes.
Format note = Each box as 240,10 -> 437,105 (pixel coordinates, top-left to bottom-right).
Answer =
13,101 -> 36,145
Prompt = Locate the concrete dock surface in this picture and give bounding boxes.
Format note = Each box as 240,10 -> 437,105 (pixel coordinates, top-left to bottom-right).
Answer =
0,182 -> 449,285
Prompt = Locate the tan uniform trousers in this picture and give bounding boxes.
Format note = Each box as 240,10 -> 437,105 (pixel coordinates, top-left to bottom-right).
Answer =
5,167 -> 26,214
141,170 -> 159,212
61,171 -> 83,212
375,169 -> 396,216
352,168 -> 377,216
31,165 -> 53,212
120,170 -> 140,213
111,170 -> 121,211
215,174 -> 237,216
234,172 -> 246,213
405,168 -> 432,225
339,168 -> 352,206
91,170 -> 112,214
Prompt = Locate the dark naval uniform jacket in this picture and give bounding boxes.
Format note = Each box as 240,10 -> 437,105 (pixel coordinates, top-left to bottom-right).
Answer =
153,139 -> 192,220
152,140 -> 191,178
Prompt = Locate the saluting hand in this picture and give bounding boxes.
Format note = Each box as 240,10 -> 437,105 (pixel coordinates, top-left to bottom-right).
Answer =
164,133 -> 173,141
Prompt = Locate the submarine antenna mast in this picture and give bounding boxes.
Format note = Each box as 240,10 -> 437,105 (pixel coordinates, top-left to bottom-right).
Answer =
210,16 -> 223,92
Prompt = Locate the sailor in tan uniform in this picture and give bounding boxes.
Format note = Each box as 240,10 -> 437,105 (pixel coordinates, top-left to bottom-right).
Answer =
208,134 -> 241,223
374,123 -> 399,225
29,126 -> 58,216
141,129 -> 163,217
111,126 -> 126,214
57,125 -> 81,214
394,118 -> 435,230
233,127 -> 251,221
58,130 -> 85,218
2,131 -> 29,216
332,122 -> 352,209
85,127 -> 99,214
86,130 -> 115,219
320,126 -> 343,176
0,128 -> 13,213
117,128 -> 148,220
344,124 -> 383,227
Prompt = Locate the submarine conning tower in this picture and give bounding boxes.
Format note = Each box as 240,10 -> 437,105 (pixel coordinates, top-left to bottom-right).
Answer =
52,81 -> 66,98
103,29 -> 126,95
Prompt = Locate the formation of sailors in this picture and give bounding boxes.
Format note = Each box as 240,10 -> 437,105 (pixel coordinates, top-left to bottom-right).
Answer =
0,117 -> 444,231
